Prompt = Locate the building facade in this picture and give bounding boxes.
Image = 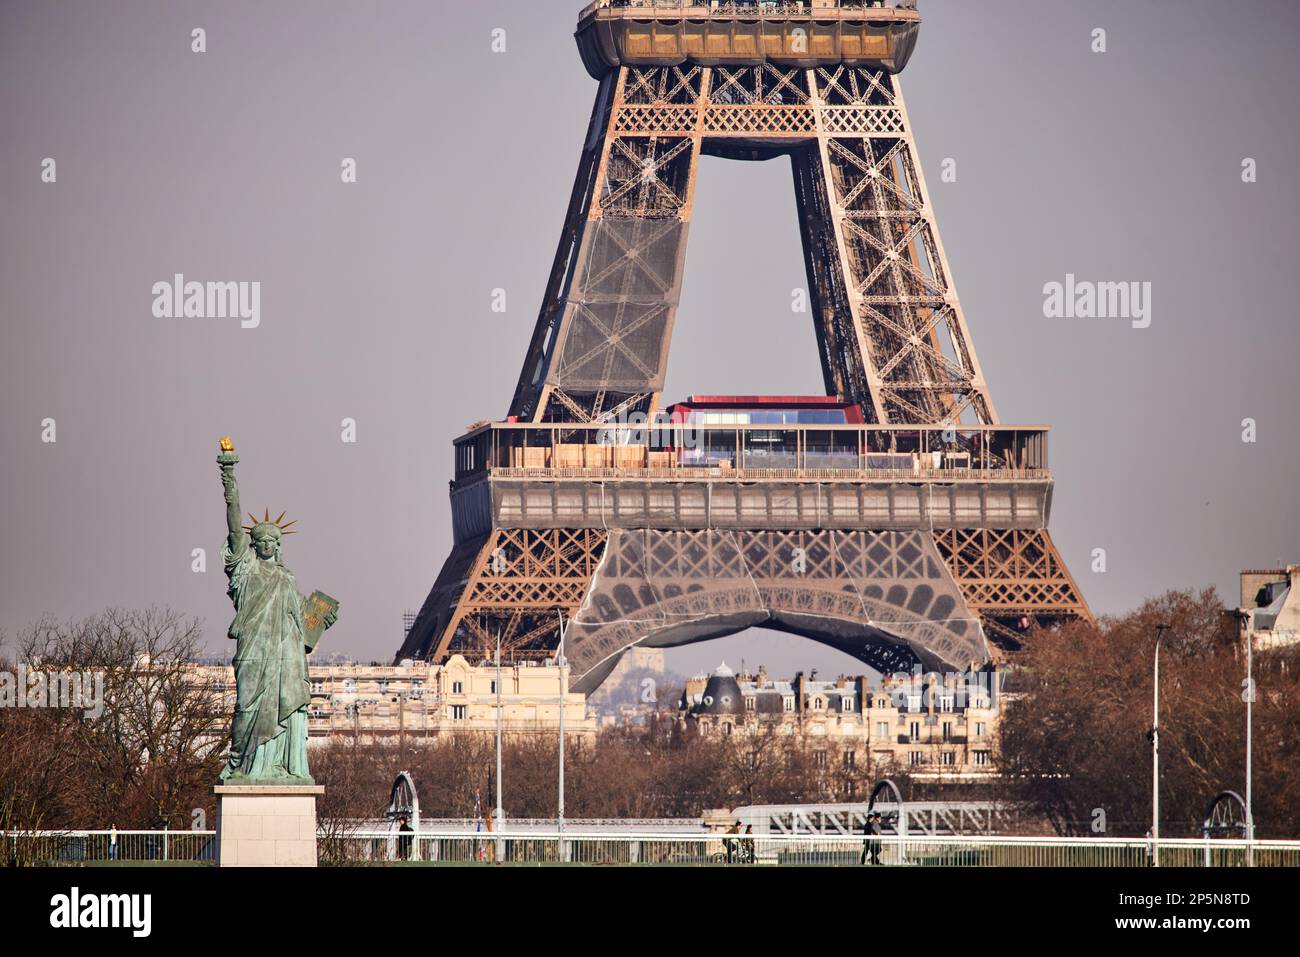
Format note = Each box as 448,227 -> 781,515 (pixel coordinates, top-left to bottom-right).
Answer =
186,654 -> 596,746
1239,566 -> 1300,651
679,662 -> 1002,781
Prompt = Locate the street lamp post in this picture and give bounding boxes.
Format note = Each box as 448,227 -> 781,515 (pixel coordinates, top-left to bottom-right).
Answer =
1236,609 -> 1256,867
494,628 -> 504,829
1152,623 -> 1170,867
555,608 -> 567,835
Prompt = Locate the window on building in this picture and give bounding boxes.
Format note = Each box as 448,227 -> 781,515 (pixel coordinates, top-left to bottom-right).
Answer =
975,750 -> 991,766
843,781 -> 856,798
842,697 -> 854,712
940,695 -> 954,713
908,751 -> 924,766
907,694 -> 922,711
844,750 -> 855,769
783,697 -> 794,712
450,705 -> 467,720
942,721 -> 952,742
975,722 -> 987,737
490,680 -> 497,694
745,697 -> 756,711
748,751 -> 760,768
909,721 -> 920,739
875,721 -> 889,738
940,751 -> 956,766
813,750 -> 827,768
814,698 -> 824,710
451,681 -> 463,695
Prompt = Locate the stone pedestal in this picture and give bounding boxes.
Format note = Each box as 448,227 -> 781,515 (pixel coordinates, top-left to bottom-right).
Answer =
214,784 -> 324,867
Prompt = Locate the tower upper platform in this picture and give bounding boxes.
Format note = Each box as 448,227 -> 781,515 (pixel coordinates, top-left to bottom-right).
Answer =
576,0 -> 921,79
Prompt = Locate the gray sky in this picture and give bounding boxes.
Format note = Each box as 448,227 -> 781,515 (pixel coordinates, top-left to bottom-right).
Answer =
2,0 -> 1297,679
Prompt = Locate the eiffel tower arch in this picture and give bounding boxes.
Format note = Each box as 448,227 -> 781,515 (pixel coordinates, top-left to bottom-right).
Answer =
398,1 -> 1092,691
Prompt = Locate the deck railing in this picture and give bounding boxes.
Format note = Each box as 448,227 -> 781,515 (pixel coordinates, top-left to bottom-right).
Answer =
581,0 -> 918,17
487,465 -> 1051,483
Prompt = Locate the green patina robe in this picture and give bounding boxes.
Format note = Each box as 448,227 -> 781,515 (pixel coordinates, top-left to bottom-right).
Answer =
220,534 -> 312,783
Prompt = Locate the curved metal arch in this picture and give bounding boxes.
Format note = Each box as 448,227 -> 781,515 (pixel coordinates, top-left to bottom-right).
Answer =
869,777 -> 904,811
564,527 -> 987,693
1202,789 -> 1248,868
1202,790 -> 1247,838
868,777 -> 907,839
388,770 -> 420,823
386,771 -> 421,862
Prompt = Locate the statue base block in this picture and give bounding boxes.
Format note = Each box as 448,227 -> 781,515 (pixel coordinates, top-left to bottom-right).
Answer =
213,784 -> 325,867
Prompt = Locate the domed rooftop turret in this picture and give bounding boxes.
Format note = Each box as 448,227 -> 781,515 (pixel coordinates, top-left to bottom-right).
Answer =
697,661 -> 744,715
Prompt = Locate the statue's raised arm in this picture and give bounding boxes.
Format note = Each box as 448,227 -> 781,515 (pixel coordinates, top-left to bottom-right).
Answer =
218,436 -> 245,554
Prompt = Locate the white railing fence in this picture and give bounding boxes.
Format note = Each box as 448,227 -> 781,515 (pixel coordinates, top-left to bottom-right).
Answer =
320,831 -> 1300,867
5,830 -> 1299,867
3,830 -> 217,865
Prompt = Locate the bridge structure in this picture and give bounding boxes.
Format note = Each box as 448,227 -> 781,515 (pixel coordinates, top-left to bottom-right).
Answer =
733,800 -> 1018,837
399,0 -> 1092,691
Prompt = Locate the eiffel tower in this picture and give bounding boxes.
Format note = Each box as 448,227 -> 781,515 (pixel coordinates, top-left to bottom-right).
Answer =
398,0 -> 1092,691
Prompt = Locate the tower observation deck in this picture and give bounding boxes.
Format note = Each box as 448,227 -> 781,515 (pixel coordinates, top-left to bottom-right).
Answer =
576,0 -> 921,79
398,1 -> 1092,690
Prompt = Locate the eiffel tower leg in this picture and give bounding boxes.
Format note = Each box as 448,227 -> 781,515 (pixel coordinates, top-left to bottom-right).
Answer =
795,68 -> 997,426
509,66 -> 707,424
934,528 -> 1094,652
398,529 -> 610,665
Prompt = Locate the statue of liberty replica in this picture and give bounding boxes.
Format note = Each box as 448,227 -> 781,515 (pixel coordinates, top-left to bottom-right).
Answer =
216,437 -> 338,784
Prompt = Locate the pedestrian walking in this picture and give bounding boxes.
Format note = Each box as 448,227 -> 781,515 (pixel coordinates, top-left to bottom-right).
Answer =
869,812 -> 883,865
397,815 -> 414,861
860,812 -> 882,865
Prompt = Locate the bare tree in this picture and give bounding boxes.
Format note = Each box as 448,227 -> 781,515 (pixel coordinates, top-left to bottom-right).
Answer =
997,588 -> 1300,838
3,607 -> 226,832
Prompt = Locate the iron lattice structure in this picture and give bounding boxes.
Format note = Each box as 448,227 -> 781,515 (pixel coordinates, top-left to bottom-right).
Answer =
400,2 -> 1091,689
